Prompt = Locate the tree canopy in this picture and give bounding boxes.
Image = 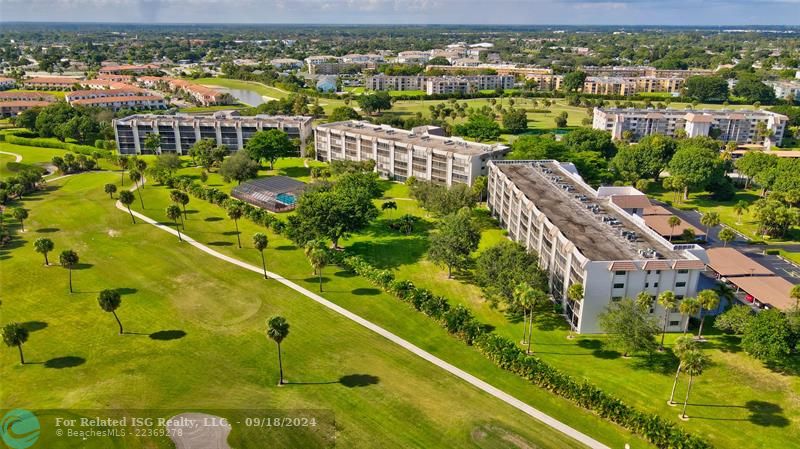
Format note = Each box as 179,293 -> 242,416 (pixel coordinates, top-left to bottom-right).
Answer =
245,129 -> 295,170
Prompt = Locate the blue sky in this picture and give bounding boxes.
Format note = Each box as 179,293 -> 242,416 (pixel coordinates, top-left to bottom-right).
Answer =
1,0 -> 799,25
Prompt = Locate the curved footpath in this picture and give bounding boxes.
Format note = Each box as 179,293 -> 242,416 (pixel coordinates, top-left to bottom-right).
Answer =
0,150 -> 23,163
114,180 -> 610,449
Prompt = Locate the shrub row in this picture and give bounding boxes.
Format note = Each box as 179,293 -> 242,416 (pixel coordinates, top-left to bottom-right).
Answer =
336,254 -> 711,449
4,133 -> 108,157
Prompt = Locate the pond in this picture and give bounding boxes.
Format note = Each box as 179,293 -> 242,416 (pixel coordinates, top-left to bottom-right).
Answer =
212,87 -> 273,106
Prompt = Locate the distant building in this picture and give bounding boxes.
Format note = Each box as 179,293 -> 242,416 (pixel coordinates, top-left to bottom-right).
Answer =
23,76 -> 82,90
314,120 -> 510,186
581,66 -> 714,78
0,91 -> 57,117
767,80 -> 800,102
270,58 -> 303,70
593,108 -> 789,147
425,75 -> 514,95
98,64 -> 161,75
395,51 -> 431,64
114,111 -> 313,155
487,160 -> 707,334
365,75 -> 427,91
66,89 -> 166,111
0,77 -> 16,90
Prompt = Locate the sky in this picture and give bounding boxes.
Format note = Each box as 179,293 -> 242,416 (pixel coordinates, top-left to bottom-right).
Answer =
1,0 -> 799,26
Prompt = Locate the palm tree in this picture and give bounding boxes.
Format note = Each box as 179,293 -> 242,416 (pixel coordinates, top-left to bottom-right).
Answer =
2,322 -> 30,365
59,249 -> 79,293
791,285 -> 800,311
97,289 -> 123,334
733,200 -> 749,224
12,207 -> 28,232
169,190 -> 186,229
680,349 -> 709,419
524,289 -> 547,354
134,157 -> 148,175
266,316 -> 290,385
667,215 -> 682,242
696,289 -> 720,340
700,212 -> 720,242
226,203 -> 243,248
177,192 -> 190,220
679,297 -> 701,334
514,282 -> 535,346
33,237 -> 54,265
253,232 -> 269,279
129,169 -> 144,208
104,183 -> 117,198
718,228 -> 736,247
306,240 -> 328,292
657,290 -> 677,350
381,201 -> 397,217
636,291 -> 654,311
116,155 -> 129,186
566,283 -> 584,338
166,205 -> 183,242
119,190 -> 136,224
668,336 -> 697,405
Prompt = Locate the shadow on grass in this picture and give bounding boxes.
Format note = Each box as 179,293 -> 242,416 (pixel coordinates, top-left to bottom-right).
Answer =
630,351 -> 676,373
576,339 -> 603,350
72,263 -> 93,270
44,356 -> 85,369
288,374 -> 380,387
334,270 -> 356,278
35,227 -> 60,233
207,241 -> 234,247
116,287 -> 138,296
205,217 -> 224,222
149,330 -> 187,341
303,276 -> 331,284
593,349 -> 622,360
274,245 -> 296,251
534,312 -> 570,332
221,231 -> 240,236
352,288 -> 381,296
347,236 -> 428,269
705,334 -> 742,353
279,166 -> 309,178
746,401 -> 790,427
21,321 -> 48,332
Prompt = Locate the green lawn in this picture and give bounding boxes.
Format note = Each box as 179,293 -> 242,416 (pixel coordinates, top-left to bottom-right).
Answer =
192,78 -> 292,100
5,88 -> 67,100
1,163 -> 603,448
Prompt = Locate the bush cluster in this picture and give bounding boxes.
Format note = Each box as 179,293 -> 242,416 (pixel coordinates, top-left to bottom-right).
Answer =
4,133 -> 109,157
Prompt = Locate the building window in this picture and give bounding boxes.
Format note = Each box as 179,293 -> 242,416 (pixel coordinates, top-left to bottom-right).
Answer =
654,282 -> 659,288
613,283 -> 625,289
677,269 -> 689,274
612,296 -> 622,302
614,270 -> 626,276
676,295 -> 684,300
669,320 -> 680,327
676,282 -> 686,288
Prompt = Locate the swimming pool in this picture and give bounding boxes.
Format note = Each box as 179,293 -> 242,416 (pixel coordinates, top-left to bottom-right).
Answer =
276,193 -> 297,205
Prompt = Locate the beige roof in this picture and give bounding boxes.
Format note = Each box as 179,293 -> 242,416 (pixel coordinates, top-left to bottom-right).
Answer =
685,113 -> 714,123
729,276 -> 796,311
706,247 -> 773,277
643,215 -> 706,238
609,261 -> 638,271
643,205 -> 672,216
611,194 -> 652,209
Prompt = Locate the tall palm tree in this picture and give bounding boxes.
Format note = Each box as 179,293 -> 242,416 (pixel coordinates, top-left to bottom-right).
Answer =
98,289 -> 123,334
668,336 -> 697,405
119,190 -> 136,224
117,155 -> 129,186
226,203 -> 243,248
657,290 -> 677,351
718,228 -> 736,247
33,237 -> 54,265
524,289 -> 547,354
635,291 -> 654,312
679,297 -> 701,334
104,183 -> 117,198
166,205 -> 183,242
306,240 -> 328,292
12,207 -> 28,232
169,190 -> 186,229
733,200 -> 749,224
2,322 -> 29,365
696,289 -> 720,340
667,216 -> 682,242
267,316 -> 290,385
253,232 -> 269,279
513,283 -> 535,346
59,249 -> 79,293
700,212 -> 720,242
680,349 -> 709,419
129,169 -> 144,208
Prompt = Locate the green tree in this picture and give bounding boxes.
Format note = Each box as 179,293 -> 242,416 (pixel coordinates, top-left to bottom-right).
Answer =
696,289 -> 720,339
33,237 -> 54,265
611,134 -> 676,182
11,207 -> 28,232
668,335 -> 698,405
657,291 -> 678,350
700,212 -> 720,242
143,133 -> 161,154
718,227 -> 736,246
471,176 -> 488,202
685,76 -> 728,102
245,129 -> 295,170
667,215 -> 682,242
732,200 -> 750,224
475,241 -> 548,308
679,297 -> 701,334
104,183 -> 117,198
668,140 -> 724,200
98,289 -> 123,334
562,71 -> 587,92
306,240 -> 329,292
679,349 -> 710,420
502,108 -> 528,134
427,208 -> 481,278
514,283 -> 547,354
381,201 -> 397,216
357,91 -> 392,115
226,203 -> 244,248
328,106 -> 361,122
2,322 -> 29,365
733,75 -> 777,104
454,113 -> 501,141
166,204 -> 183,242
715,305 -> 753,335
598,297 -> 660,357
742,308 -> 794,364
735,152 -> 777,190
266,316 -> 290,385
219,151 -> 260,185
59,249 -> 79,293
189,138 -> 217,170
563,127 -> 618,160
128,169 -> 145,208
791,285 -> 800,311
119,190 -> 136,224
253,232 -> 269,279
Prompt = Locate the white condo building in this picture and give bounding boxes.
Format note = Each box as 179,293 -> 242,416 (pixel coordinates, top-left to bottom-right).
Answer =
487,160 -> 708,334
114,111 -> 313,155
314,121 -> 510,186
593,108 -> 789,147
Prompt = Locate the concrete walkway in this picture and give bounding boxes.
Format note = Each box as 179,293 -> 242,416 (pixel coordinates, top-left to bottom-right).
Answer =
114,183 -> 610,449
0,150 -> 23,163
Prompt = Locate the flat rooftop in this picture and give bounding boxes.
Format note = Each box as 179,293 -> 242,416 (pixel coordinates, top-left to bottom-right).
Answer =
115,112 -> 313,126
496,161 -> 683,261
317,120 -> 508,157
598,107 -> 787,120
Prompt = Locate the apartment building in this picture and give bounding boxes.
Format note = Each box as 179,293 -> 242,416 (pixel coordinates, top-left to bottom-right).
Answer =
98,64 -> 161,75
270,58 -> 303,69
23,76 -> 82,90
426,64 -> 552,78
767,80 -> 800,102
66,89 -> 166,110
425,75 -> 515,95
365,75 -> 427,91
314,120 -> 510,186
593,108 -> 789,147
582,66 -> 714,78
582,77 -> 636,96
114,111 -> 313,155
0,91 -> 57,117
395,51 -> 431,64
487,160 -> 707,334
0,77 -> 16,90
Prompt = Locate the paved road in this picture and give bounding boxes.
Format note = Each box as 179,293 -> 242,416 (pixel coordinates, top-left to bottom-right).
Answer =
115,182 -> 609,449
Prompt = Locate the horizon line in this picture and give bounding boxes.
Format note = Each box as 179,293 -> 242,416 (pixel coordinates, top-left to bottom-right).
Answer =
1,21 -> 799,28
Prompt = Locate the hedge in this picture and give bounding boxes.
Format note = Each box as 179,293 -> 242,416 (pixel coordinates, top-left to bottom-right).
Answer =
335,253 -> 711,449
4,134 -> 108,157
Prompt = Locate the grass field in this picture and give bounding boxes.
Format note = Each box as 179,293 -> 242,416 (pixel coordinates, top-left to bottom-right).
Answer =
192,78 -> 293,101
0,145 -> 653,448
4,89 -> 67,100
